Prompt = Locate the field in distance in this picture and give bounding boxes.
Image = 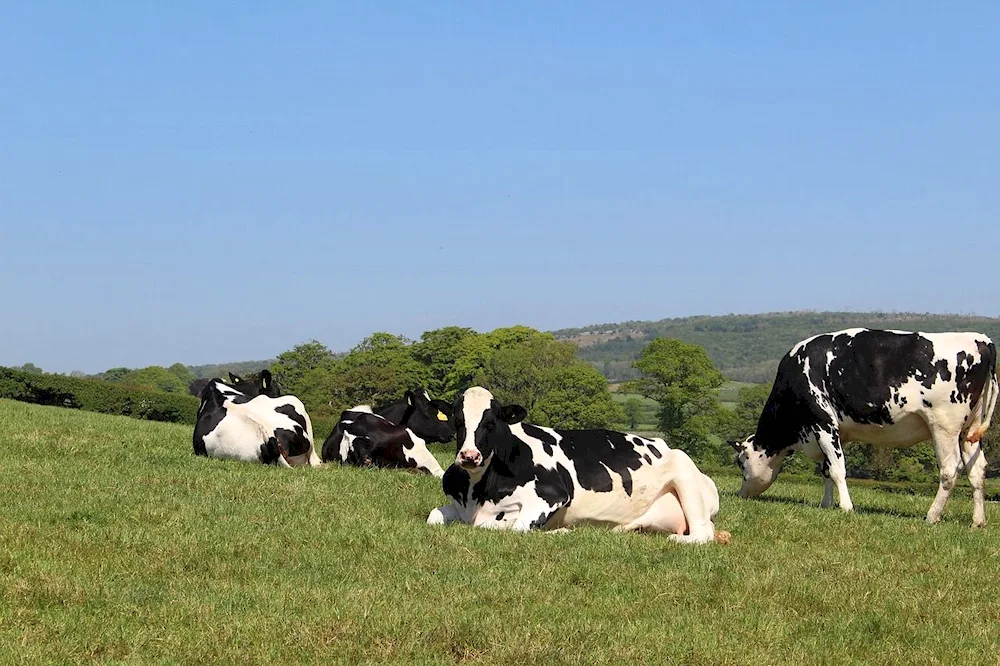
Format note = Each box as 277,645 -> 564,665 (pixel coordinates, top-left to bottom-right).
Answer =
1,399 -> 997,664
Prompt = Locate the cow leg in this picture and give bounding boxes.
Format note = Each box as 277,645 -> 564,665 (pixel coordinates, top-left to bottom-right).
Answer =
402,441 -> 446,478
511,500 -> 567,532
427,504 -> 461,526
926,426 -> 963,524
962,438 -> 988,528
820,460 -> 835,509
815,429 -> 852,512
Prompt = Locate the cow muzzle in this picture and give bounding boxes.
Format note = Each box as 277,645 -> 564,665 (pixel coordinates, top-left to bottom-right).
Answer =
457,449 -> 483,469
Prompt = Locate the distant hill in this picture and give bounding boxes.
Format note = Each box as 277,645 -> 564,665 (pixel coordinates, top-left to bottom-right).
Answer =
552,311 -> 1000,383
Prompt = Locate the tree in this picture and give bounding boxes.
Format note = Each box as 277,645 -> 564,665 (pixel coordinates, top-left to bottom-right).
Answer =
270,340 -> 336,394
623,397 -> 644,429
472,334 -> 624,429
327,333 -> 430,412
625,338 -> 726,458
445,326 -> 552,397
167,363 -> 196,385
409,326 -> 476,397
99,367 -> 131,382
15,363 -> 44,375
117,366 -> 189,393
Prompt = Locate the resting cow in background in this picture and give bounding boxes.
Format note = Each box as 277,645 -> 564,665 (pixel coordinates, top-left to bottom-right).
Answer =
188,370 -> 281,399
731,329 -> 998,527
193,378 -> 319,467
427,387 -> 728,544
321,389 -> 454,477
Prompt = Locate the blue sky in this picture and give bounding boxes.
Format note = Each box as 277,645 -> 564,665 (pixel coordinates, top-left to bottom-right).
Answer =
2,2 -> 997,373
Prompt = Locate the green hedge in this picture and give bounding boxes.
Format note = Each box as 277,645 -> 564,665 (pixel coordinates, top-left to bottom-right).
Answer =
0,367 -> 200,424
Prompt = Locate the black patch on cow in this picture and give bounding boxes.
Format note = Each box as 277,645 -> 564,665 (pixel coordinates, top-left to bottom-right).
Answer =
522,424 -> 556,456
274,427 -> 310,458
192,382 -> 232,456
648,444 -> 662,459
643,454 -> 652,464
535,463 -> 574,508
495,511 -> 505,521
442,466 -> 471,506
259,437 -> 283,465
530,507 -> 561,530
274,404 -> 307,431
923,399 -> 932,408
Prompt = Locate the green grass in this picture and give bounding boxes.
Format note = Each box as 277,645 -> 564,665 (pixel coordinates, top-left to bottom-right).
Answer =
2,399 -> 999,664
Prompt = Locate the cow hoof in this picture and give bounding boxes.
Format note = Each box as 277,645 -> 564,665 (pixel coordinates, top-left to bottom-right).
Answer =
426,509 -> 445,526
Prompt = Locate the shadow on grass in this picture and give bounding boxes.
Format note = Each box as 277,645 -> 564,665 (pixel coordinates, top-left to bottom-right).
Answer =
726,492 -> 928,520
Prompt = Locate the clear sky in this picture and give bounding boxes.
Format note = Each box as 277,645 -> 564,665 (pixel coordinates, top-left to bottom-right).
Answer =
2,2 -> 997,373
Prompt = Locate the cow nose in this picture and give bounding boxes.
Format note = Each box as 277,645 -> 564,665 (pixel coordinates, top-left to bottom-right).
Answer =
458,450 -> 482,466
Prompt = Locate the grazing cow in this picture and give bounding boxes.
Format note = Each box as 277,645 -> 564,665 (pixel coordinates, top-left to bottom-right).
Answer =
427,387 -> 728,544
187,370 -> 281,399
321,389 -> 454,477
731,329 -> 998,527
193,379 -> 320,467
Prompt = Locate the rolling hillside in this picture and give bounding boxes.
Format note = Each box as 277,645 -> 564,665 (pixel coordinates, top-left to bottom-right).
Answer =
553,311 -> 1000,382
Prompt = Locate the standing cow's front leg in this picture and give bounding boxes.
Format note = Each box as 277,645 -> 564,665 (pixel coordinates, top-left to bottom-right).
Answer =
820,459 -> 835,509
814,428 -> 852,512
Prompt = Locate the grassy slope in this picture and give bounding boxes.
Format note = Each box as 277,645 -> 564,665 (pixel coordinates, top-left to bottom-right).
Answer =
2,400 -> 999,665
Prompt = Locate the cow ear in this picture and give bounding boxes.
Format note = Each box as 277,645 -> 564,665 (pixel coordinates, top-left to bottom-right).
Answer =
229,372 -> 242,384
431,400 -> 452,422
728,440 -> 743,452
500,404 -> 527,424
404,390 -> 415,407
259,369 -> 271,389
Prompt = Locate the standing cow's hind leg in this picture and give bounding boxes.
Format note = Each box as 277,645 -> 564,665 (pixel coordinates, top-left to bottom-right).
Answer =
815,429 -> 852,512
926,426 -> 963,524
963,439 -> 988,528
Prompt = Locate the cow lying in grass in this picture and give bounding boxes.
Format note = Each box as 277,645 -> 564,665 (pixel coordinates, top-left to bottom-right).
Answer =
427,387 -> 729,544
731,329 -> 998,527
193,378 -> 319,467
321,389 -> 454,477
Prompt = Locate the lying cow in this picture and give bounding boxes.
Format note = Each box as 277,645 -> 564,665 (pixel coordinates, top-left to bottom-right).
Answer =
193,378 -> 320,467
427,386 -> 728,544
321,389 -> 454,477
731,329 -> 998,527
188,370 -> 281,399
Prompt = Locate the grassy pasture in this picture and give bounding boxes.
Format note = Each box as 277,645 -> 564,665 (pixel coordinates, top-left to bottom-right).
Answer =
2,399 -> 999,664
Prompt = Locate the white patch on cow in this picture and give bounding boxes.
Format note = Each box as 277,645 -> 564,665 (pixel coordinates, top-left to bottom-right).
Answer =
339,430 -> 356,463
458,386 -> 494,462
349,404 -> 375,414
401,429 -> 445,477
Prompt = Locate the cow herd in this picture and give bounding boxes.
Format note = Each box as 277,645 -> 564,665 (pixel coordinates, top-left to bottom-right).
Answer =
192,329 -> 998,542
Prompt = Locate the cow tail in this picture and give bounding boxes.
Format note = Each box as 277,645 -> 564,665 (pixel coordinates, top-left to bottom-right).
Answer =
966,342 -> 998,445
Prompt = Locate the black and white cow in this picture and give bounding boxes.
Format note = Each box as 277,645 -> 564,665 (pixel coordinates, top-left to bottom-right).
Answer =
193,378 -> 320,467
427,387 -> 729,544
188,370 -> 281,399
731,329 -> 998,526
320,389 -> 454,477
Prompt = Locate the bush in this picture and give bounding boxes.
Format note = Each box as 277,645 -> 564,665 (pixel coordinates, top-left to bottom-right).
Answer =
0,367 -> 199,424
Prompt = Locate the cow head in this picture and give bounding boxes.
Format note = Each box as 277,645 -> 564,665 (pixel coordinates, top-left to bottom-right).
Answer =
453,386 -> 527,470
400,389 -> 455,443
729,435 -> 783,497
228,370 -> 281,399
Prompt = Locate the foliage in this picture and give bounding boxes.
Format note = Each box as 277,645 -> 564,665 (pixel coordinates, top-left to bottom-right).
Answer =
2,400 -> 998,664
270,340 -> 337,394
0,366 -> 198,423
625,338 -> 726,457
114,366 -> 190,393
472,337 -> 624,429
622,397 -> 644,429
444,326 -> 550,398
327,333 -> 430,413
409,326 -> 476,397
12,362 -> 45,375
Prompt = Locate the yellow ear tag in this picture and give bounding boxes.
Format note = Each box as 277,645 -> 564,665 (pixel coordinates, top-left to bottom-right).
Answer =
437,411 -> 449,421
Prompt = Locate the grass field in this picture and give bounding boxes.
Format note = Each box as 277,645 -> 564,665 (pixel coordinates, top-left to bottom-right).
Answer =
2,399 -> 999,664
